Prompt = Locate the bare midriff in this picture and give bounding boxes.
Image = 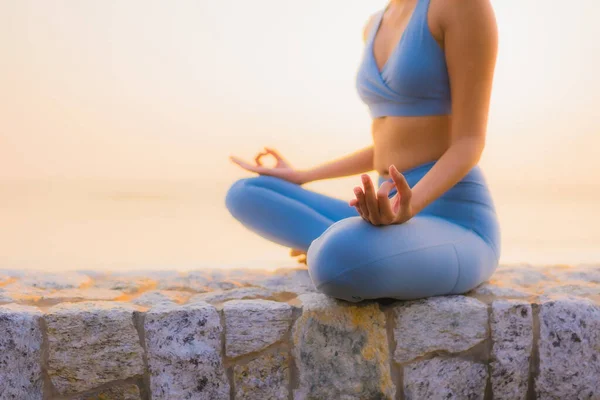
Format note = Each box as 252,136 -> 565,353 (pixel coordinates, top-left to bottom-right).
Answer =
372,114 -> 451,179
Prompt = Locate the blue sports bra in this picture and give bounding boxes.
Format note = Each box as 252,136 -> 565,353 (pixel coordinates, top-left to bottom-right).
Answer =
356,0 -> 451,118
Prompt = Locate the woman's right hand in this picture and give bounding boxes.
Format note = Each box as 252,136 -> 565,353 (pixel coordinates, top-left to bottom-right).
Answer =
229,147 -> 308,185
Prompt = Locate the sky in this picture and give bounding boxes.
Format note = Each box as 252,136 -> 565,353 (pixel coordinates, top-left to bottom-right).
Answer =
1,0 -> 599,185
0,0 -> 599,270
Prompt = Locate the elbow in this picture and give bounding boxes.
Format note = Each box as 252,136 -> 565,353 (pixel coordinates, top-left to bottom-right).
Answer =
470,137 -> 485,165
450,135 -> 486,167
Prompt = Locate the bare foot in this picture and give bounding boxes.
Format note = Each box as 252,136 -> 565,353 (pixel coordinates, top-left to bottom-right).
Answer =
290,248 -> 307,265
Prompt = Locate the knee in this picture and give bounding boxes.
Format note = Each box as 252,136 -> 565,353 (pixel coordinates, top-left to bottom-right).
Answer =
306,218 -> 372,302
225,176 -> 268,218
225,178 -> 251,218
306,217 -> 365,289
225,175 -> 295,218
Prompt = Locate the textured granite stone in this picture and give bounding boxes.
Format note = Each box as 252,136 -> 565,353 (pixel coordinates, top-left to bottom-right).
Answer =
224,299 -> 293,358
0,290 -> 12,303
41,288 -> 124,303
493,265 -> 553,287
131,290 -> 189,307
0,304 -> 43,399
0,265 -> 598,400
45,302 -> 145,395
546,264 -> 600,284
292,293 -> 395,400
393,295 -> 488,363
403,357 -> 487,400
200,268 -> 275,289
0,273 -> 18,288
189,287 -> 276,304
76,383 -> 141,400
20,272 -> 91,289
92,276 -> 156,293
0,270 -> 17,285
145,302 -> 229,400
234,350 -> 290,400
543,283 -> 600,298
252,268 -> 317,295
490,300 -> 533,400
0,283 -> 50,303
154,270 -> 251,292
469,282 -> 534,300
536,296 -> 600,399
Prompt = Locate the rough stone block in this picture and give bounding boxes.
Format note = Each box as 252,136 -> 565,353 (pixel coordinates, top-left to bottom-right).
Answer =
224,299 -> 293,357
20,272 -> 91,289
404,357 -> 487,400
393,295 -> 488,363
0,304 -> 43,399
76,383 -> 141,400
145,302 -> 229,399
536,296 -> 600,399
234,350 -> 289,400
490,300 -> 533,400
189,287 -> 276,304
45,302 -> 145,395
292,293 -> 395,399
131,290 -> 189,307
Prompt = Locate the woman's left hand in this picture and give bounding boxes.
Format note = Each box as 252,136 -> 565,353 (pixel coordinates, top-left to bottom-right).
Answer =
349,165 -> 414,226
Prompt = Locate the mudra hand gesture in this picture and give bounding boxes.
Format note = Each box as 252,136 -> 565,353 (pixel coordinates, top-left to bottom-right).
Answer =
229,147 -> 306,185
349,165 -> 414,226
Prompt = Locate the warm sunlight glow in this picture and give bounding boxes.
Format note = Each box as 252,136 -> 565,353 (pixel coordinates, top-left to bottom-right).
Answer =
1,0 -> 599,270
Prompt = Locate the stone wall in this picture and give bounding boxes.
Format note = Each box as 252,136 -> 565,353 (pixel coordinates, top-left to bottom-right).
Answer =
1,264 -> 599,399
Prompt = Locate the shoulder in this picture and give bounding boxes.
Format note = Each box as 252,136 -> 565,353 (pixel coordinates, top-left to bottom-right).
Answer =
362,11 -> 381,43
433,0 -> 497,33
428,0 -> 497,52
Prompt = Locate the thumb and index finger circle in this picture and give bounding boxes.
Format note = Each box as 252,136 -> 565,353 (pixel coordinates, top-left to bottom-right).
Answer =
264,147 -> 284,161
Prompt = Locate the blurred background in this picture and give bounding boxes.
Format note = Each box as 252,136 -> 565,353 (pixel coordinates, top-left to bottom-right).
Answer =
1,0 -> 599,271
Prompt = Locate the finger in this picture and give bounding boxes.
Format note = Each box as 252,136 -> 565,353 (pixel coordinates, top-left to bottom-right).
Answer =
264,147 -> 283,161
390,194 -> 402,214
229,156 -> 269,175
230,156 -> 259,173
377,180 -> 396,223
254,151 -> 268,166
361,174 -> 380,224
353,186 -> 369,218
355,206 -> 367,220
389,165 -> 412,208
348,196 -> 365,217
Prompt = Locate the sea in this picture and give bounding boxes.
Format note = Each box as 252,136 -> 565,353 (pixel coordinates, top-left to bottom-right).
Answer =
1,177 -> 599,272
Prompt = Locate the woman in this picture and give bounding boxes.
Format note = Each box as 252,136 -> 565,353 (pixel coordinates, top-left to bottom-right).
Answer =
226,0 -> 500,302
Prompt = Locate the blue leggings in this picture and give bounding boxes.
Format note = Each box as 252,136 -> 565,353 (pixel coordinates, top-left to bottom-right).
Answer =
225,161 -> 501,302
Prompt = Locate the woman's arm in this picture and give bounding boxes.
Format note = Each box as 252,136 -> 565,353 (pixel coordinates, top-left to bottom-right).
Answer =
299,145 -> 374,184
349,0 -> 498,225
230,145 -> 374,185
409,0 -> 498,215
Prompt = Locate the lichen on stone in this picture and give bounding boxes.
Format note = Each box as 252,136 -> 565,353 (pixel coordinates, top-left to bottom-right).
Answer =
234,350 -> 289,400
292,293 -> 395,400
